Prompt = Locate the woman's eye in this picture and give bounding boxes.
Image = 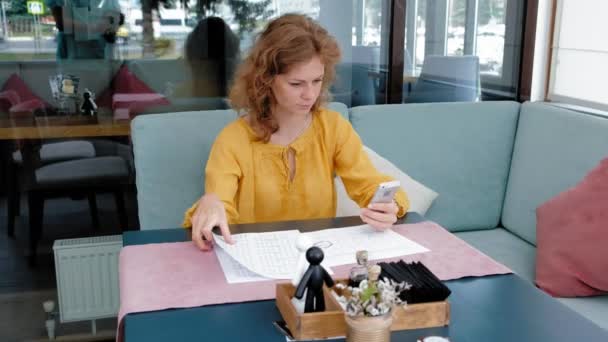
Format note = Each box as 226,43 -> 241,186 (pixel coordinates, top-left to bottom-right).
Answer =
289,83 -> 301,87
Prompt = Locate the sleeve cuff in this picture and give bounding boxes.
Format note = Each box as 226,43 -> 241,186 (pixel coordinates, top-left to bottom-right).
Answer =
181,201 -> 199,228
394,189 -> 409,218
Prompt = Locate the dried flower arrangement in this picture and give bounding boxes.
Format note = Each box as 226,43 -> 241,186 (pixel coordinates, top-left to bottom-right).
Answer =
335,265 -> 411,317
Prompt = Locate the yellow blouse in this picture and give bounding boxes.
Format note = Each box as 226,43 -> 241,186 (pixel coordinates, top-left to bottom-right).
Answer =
183,108 -> 409,229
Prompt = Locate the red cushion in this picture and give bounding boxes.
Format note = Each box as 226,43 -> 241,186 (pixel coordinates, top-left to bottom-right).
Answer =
1,73 -> 49,108
97,64 -> 169,116
0,90 -> 21,112
535,157 -> 608,297
10,98 -> 46,116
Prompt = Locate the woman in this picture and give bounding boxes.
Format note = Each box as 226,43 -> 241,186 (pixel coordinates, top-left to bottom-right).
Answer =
175,17 -> 240,98
184,14 -> 409,251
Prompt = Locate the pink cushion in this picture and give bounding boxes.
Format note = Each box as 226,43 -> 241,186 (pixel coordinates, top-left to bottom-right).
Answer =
535,157 -> 608,297
97,65 -> 169,116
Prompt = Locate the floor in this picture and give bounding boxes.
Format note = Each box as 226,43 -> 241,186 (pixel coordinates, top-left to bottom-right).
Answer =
0,191 -> 139,341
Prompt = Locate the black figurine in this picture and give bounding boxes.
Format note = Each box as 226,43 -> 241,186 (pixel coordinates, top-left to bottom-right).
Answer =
294,246 -> 334,313
81,90 -> 97,116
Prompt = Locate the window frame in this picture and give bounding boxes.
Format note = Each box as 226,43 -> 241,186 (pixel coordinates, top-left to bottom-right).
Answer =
546,0 -> 608,112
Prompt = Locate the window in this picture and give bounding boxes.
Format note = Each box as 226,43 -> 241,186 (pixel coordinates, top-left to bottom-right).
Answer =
548,0 -> 608,111
403,0 -> 524,102
0,0 -> 392,236
0,2 -> 393,337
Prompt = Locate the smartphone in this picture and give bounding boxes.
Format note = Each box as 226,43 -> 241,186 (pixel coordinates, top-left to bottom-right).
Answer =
370,180 -> 401,204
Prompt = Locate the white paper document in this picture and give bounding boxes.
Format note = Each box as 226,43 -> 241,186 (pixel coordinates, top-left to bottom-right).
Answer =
304,226 -> 429,267
214,230 -> 301,279
214,224 -> 429,282
214,247 -> 271,283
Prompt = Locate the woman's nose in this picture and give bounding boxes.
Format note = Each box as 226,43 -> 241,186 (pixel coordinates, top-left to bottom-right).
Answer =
302,84 -> 314,99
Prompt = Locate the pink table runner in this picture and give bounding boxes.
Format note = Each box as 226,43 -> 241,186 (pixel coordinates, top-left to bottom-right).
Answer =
111,93 -> 169,119
117,221 -> 511,341
112,93 -> 166,108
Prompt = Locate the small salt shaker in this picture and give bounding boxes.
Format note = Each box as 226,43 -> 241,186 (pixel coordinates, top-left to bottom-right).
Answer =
349,250 -> 369,287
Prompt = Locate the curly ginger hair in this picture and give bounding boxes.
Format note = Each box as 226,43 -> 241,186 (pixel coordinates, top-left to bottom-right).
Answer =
228,14 -> 341,142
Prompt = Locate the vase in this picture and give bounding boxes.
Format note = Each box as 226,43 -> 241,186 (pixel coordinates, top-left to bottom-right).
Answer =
345,312 -> 393,342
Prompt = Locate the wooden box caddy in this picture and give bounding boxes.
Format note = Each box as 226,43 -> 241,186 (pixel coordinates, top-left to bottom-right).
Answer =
276,281 -> 450,340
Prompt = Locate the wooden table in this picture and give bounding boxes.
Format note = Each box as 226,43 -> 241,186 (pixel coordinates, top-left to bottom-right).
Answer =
0,112 -> 130,140
0,112 -> 131,197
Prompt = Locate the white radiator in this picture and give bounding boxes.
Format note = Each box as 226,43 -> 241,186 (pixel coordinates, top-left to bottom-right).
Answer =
53,235 -> 123,323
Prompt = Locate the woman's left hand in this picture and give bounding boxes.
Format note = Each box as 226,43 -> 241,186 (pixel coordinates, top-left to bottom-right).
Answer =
360,201 -> 398,231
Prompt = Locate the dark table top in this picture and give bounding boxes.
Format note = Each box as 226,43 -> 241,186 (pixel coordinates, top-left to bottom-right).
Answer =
122,214 -> 608,342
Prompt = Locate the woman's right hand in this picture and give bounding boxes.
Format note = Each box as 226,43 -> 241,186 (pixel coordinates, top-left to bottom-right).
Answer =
191,193 -> 234,251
